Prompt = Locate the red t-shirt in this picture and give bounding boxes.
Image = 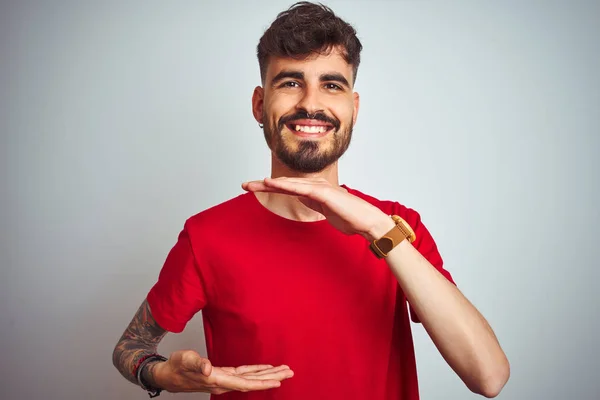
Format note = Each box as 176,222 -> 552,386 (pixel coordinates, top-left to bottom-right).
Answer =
147,185 -> 454,399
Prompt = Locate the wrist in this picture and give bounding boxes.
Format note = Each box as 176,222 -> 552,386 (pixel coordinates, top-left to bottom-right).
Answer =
365,214 -> 396,242
145,360 -> 168,390
136,354 -> 168,397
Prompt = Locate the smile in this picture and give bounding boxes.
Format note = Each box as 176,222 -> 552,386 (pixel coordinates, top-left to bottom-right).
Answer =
285,121 -> 335,138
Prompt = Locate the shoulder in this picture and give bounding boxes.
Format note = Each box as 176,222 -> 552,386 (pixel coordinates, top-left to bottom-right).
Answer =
183,192 -> 255,236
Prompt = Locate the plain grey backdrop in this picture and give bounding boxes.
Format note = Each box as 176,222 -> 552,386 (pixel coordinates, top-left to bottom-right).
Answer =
1,1 -> 599,399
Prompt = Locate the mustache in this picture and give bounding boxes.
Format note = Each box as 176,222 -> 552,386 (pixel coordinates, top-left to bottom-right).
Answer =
278,111 -> 341,131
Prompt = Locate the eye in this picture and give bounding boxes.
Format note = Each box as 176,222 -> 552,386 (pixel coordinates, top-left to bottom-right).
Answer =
281,81 -> 300,88
324,83 -> 343,91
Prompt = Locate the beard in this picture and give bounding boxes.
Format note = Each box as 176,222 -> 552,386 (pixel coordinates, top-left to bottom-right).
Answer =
262,110 -> 353,173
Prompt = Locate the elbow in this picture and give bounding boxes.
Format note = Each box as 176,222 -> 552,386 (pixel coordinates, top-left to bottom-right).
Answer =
112,338 -> 129,372
475,380 -> 505,398
111,344 -> 120,370
470,358 -> 510,398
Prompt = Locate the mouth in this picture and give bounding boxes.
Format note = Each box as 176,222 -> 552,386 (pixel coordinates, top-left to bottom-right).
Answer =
285,120 -> 335,138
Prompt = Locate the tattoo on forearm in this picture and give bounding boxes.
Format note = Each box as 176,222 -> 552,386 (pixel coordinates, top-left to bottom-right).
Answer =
112,299 -> 167,385
141,361 -> 161,388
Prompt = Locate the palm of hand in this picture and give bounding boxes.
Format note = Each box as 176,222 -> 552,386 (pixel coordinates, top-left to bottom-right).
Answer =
168,350 -> 293,394
202,365 -> 291,395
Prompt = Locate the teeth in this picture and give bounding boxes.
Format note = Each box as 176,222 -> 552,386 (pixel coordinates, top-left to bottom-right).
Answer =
294,125 -> 328,133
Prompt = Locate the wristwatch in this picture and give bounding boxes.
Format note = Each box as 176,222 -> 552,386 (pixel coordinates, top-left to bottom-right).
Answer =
370,215 -> 416,258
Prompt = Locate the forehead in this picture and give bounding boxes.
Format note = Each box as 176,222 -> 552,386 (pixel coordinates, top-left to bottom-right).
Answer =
265,48 -> 353,83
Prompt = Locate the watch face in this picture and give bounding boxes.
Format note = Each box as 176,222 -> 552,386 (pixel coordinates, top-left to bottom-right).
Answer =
378,237 -> 394,254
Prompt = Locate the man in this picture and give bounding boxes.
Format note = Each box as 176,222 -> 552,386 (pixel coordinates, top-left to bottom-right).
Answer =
112,2 -> 510,399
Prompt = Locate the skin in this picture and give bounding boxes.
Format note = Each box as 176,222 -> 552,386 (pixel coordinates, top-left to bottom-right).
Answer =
243,47 -> 511,397
252,49 -> 358,193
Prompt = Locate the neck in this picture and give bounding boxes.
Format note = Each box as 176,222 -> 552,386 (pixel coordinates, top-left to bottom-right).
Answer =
253,153 -> 341,222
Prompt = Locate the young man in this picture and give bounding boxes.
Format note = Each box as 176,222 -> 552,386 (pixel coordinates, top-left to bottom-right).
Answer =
113,2 -> 510,399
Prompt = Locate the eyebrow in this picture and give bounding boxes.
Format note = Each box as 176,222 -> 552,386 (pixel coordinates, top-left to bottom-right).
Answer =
271,70 -> 304,86
320,73 -> 350,88
271,70 -> 351,88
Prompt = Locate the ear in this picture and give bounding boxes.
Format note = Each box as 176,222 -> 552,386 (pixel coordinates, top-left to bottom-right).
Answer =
352,91 -> 360,126
252,86 -> 265,124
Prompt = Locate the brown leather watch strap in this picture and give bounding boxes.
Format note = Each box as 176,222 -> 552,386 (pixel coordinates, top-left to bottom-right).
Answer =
370,216 -> 416,258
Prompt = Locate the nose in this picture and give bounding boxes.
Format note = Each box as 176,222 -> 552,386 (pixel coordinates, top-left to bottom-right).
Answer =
295,84 -> 323,116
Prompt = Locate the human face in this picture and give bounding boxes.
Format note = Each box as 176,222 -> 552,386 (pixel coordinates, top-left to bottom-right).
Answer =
252,48 -> 359,173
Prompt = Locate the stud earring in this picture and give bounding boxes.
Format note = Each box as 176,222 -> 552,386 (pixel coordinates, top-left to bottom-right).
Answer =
258,123 -> 264,129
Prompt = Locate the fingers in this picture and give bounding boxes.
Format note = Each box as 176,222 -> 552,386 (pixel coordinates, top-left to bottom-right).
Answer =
267,177 -> 327,184
263,178 -> 323,198
234,364 -> 274,374
175,363 -> 292,394
246,365 -> 290,376
243,366 -> 294,381
243,178 -> 317,196
242,181 -> 279,192
214,372 -> 284,392
244,177 -> 327,184
242,177 -> 329,193
242,181 -> 303,197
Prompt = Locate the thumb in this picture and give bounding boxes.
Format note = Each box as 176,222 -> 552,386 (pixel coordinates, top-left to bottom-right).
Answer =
197,357 -> 213,377
181,351 -> 213,377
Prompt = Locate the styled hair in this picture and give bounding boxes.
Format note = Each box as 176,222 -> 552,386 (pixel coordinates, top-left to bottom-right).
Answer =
257,2 -> 362,84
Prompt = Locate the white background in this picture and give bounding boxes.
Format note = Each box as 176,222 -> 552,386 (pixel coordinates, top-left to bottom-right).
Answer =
1,1 -> 599,399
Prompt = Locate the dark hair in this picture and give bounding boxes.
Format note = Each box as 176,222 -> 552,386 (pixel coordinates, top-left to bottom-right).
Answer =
257,2 -> 362,84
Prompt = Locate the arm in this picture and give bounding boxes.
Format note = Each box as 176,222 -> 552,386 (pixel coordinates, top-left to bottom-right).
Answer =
112,299 -> 167,387
241,177 -> 510,397
114,224 -> 294,395
368,218 -> 510,398
112,299 -> 294,395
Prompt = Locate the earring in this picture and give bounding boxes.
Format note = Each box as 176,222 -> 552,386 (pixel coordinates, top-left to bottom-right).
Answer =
258,123 -> 264,129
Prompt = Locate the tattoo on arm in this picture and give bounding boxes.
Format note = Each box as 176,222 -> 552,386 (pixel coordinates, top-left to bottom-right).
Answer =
112,299 -> 167,385
141,360 -> 162,389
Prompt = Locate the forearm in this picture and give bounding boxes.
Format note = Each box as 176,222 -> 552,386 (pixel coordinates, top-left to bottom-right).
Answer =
112,300 -> 168,385
368,219 -> 509,397
112,338 -> 160,385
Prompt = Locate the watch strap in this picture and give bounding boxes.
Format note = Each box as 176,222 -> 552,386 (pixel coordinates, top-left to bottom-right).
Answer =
370,215 -> 416,258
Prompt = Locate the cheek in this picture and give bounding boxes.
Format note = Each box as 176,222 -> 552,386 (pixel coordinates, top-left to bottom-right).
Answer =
334,104 -> 355,126
266,95 -> 296,116
334,96 -> 355,117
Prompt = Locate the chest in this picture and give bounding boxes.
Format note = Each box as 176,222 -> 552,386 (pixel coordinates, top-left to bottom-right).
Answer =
203,228 -> 398,335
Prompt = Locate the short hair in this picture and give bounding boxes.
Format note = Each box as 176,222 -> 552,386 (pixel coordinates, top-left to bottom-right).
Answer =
257,2 -> 363,84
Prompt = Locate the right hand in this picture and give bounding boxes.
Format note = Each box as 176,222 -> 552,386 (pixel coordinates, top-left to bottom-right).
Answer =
153,350 -> 294,395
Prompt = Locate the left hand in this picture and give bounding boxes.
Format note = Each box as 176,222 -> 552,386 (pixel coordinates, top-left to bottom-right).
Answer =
242,177 -> 392,241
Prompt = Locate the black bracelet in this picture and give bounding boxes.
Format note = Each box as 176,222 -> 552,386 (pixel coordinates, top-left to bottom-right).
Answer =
136,354 -> 168,398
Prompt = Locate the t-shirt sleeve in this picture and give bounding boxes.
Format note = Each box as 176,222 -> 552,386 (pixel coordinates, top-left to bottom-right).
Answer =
402,207 -> 456,323
146,222 -> 208,333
